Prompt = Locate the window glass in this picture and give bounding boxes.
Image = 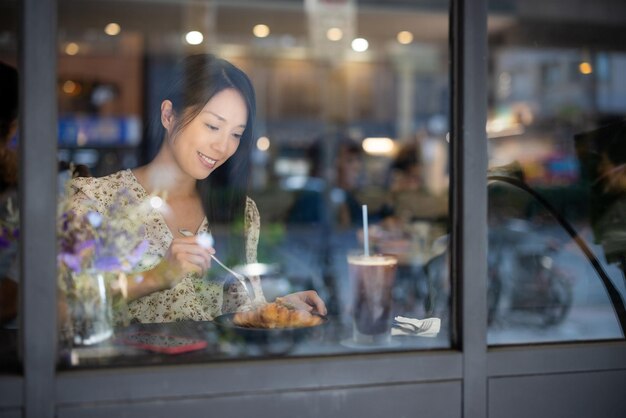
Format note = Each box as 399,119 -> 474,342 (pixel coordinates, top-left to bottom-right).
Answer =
0,0 -> 19,373
55,0 -> 451,368
487,0 -> 626,344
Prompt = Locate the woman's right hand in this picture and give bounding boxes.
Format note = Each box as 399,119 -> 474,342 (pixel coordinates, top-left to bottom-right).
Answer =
159,236 -> 215,285
125,236 -> 216,302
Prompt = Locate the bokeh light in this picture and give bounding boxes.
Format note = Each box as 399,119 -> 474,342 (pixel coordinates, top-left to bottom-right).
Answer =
396,31 -> 414,45
326,27 -> 343,41
104,23 -> 121,36
351,38 -> 369,52
256,136 -> 270,151
253,24 -> 270,38
579,61 -> 593,74
185,31 -> 204,45
65,42 -> 79,55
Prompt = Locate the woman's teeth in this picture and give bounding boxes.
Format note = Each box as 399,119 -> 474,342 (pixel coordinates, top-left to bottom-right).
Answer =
198,152 -> 217,166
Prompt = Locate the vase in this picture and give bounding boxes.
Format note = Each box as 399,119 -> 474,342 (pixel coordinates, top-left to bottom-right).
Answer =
67,270 -> 115,346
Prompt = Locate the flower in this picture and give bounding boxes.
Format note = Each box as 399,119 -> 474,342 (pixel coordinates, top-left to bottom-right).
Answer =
57,186 -> 150,275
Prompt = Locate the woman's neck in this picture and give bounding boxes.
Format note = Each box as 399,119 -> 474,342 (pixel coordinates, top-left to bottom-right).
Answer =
134,147 -> 197,199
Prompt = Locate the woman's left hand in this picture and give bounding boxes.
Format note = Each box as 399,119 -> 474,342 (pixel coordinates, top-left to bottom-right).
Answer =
280,290 -> 327,316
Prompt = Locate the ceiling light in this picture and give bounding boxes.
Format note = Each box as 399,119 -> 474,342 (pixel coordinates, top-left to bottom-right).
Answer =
104,23 -> 121,36
253,24 -> 270,38
326,27 -> 343,42
62,80 -> 81,95
185,31 -> 204,45
65,42 -> 79,55
579,61 -> 592,75
362,137 -> 395,155
397,31 -> 413,45
351,38 -> 369,52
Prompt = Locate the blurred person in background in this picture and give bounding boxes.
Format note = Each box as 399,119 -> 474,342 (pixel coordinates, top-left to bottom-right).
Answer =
287,138 -> 385,228
333,140 -> 369,228
385,143 -> 424,220
389,144 -> 423,193
369,144 -> 425,243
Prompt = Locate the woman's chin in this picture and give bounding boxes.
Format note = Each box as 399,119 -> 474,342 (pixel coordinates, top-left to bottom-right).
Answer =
194,167 -> 215,180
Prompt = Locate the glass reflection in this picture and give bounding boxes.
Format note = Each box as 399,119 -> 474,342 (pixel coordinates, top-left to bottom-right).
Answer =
487,0 -> 626,344
55,0 -> 451,367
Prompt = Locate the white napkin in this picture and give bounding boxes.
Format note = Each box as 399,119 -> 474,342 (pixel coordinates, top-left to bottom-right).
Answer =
391,316 -> 441,337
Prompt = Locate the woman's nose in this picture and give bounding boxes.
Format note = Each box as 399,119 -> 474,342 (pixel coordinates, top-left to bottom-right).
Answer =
210,132 -> 229,155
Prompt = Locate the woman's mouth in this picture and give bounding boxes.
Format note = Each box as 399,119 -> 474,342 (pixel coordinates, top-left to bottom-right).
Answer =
198,151 -> 217,169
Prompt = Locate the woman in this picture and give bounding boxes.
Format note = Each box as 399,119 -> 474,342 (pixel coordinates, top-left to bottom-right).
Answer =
69,54 -> 326,323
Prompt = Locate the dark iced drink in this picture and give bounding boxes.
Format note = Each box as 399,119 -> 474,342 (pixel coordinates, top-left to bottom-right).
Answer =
348,253 -> 398,344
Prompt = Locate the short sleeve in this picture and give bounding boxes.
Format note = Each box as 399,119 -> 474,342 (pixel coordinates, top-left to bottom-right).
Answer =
66,177 -> 104,218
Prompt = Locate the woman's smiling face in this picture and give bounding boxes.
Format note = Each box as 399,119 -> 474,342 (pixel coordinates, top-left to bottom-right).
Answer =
166,88 -> 248,180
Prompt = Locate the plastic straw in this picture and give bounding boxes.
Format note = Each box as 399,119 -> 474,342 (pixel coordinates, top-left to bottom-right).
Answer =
362,204 -> 369,256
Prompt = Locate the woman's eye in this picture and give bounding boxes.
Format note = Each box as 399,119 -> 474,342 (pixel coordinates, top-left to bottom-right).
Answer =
205,124 -> 219,131
232,133 -> 242,140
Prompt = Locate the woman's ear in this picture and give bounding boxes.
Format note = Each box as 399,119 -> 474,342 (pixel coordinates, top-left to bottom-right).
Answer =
160,100 -> 175,131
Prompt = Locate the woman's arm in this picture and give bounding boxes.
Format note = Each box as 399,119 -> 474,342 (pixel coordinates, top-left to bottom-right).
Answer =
124,262 -> 176,302
68,184 -> 215,303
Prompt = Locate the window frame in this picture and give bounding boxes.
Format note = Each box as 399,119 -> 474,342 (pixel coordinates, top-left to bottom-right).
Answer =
7,0 -> 625,417
19,0 -> 58,416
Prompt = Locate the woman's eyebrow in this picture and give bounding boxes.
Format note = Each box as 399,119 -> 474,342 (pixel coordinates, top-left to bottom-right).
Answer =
205,110 -> 246,128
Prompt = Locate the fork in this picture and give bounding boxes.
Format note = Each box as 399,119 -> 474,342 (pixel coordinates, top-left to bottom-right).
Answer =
393,318 -> 434,333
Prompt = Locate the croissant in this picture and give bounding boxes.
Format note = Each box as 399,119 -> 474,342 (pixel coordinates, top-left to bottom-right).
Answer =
233,299 -> 323,328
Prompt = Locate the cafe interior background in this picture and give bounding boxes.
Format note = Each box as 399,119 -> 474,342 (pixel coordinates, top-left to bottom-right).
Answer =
1,0 -> 626,417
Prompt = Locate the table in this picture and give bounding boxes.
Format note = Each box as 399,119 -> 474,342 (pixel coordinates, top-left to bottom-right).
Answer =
62,317 -> 448,369
1,317 -> 448,372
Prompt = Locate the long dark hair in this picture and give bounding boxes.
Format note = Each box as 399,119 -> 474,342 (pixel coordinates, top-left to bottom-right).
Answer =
159,54 -> 256,260
164,54 -> 255,216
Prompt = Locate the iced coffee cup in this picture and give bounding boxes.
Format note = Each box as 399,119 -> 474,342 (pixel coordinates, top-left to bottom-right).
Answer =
347,253 -> 398,345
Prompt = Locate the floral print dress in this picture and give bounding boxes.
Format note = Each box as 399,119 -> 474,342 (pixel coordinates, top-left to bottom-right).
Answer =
69,169 -> 265,323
